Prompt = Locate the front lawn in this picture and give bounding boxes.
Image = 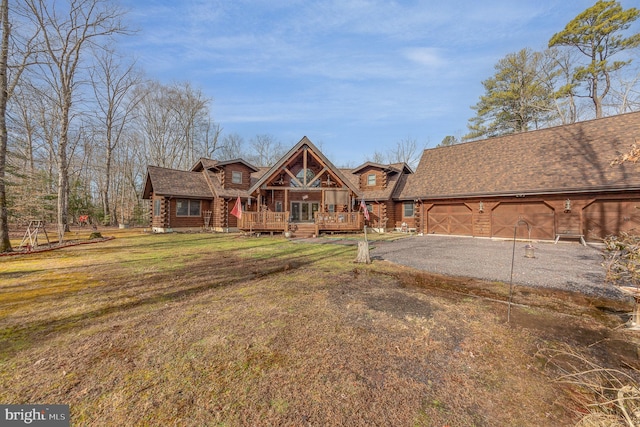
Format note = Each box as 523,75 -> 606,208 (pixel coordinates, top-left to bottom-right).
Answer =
0,231 -> 637,426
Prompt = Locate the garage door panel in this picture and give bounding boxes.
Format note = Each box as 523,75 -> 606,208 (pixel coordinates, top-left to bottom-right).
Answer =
492,203 -> 555,240
584,200 -> 640,240
428,204 -> 473,236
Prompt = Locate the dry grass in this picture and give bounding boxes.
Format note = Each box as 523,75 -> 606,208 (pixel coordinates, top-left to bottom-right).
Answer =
0,230 -> 637,426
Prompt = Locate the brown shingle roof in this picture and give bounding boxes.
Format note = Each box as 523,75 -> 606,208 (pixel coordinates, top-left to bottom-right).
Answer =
204,170 -> 254,199
399,112 -> 640,200
144,166 -> 213,199
342,163 -> 412,201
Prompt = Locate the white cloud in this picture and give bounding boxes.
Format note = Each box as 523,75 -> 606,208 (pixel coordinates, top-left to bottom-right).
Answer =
403,47 -> 446,69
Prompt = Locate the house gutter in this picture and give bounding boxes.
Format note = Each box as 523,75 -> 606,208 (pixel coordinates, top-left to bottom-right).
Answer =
396,185 -> 640,201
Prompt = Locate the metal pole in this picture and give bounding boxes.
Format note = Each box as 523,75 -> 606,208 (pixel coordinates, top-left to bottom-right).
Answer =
508,225 -> 517,323
508,219 -> 530,323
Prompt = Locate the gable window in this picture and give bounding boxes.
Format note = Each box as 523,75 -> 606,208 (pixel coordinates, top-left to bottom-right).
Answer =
403,202 -> 414,218
291,169 -> 320,188
176,199 -> 201,217
153,200 -> 161,217
367,174 -> 376,186
232,171 -> 243,184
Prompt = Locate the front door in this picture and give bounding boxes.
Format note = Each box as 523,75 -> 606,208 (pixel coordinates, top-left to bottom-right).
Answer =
291,202 -> 319,222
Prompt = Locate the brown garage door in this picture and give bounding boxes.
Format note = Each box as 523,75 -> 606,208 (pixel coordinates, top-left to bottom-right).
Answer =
427,204 -> 473,236
583,199 -> 640,240
492,202 -> 555,240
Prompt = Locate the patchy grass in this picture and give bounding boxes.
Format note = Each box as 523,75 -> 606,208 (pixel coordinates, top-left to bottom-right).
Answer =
0,231 -> 638,426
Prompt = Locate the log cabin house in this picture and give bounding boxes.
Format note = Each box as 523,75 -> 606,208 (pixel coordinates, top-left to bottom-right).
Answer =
143,111 -> 640,241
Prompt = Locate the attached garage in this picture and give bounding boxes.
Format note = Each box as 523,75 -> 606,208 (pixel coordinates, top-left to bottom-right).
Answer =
491,202 -> 555,240
583,199 -> 640,240
427,204 -> 473,236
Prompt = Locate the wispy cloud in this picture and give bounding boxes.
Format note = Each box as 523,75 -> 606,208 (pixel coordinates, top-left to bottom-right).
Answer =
120,0 -> 609,162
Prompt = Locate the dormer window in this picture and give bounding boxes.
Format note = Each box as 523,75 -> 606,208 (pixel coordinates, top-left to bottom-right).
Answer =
232,171 -> 243,184
367,174 -> 376,186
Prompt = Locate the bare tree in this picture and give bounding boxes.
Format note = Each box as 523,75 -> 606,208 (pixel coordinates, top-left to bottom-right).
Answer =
136,80 -> 212,170
90,48 -> 141,225
25,0 -> 127,242
365,150 -> 386,164
607,71 -> 640,114
387,137 -> 423,169
247,134 -> 285,167
202,119 -> 222,159
218,132 -> 245,161
0,0 -> 39,252
543,48 -> 582,125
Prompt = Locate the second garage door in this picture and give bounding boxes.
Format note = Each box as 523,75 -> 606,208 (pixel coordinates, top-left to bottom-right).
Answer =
491,202 -> 555,240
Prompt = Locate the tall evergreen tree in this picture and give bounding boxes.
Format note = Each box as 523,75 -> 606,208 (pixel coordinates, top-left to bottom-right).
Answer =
464,48 -> 556,141
549,0 -> 640,118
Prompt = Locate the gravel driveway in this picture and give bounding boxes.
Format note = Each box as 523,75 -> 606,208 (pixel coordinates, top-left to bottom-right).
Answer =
370,235 -> 626,300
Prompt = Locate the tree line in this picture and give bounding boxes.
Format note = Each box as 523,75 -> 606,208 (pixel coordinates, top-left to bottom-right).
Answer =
438,0 -> 640,146
0,0 -> 304,252
1,1 -> 639,252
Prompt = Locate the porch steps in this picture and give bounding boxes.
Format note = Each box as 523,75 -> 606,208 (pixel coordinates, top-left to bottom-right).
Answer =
292,223 -> 317,238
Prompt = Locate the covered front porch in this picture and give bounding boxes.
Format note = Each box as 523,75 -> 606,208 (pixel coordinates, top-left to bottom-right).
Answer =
239,137 -> 365,236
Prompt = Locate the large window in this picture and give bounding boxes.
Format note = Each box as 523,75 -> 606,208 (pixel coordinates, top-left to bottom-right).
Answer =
403,202 -> 414,218
176,199 -> 201,217
367,174 -> 376,186
232,171 -> 243,184
291,169 -> 320,188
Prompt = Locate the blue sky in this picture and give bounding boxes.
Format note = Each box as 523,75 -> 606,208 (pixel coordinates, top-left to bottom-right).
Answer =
120,0 -> 637,166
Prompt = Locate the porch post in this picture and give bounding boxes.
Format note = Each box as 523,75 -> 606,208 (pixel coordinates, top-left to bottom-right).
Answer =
285,189 -> 289,233
285,189 -> 289,216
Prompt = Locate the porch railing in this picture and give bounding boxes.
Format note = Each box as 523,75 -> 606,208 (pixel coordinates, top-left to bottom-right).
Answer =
239,211 -> 363,233
239,211 -> 289,231
315,212 -> 363,231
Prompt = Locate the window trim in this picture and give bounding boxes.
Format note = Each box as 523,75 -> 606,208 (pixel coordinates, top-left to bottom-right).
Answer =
176,199 -> 202,217
231,171 -> 243,184
403,202 -> 415,218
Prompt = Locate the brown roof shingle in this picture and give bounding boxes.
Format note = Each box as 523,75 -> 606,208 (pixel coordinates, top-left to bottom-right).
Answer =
145,166 -> 213,199
399,112 -> 640,200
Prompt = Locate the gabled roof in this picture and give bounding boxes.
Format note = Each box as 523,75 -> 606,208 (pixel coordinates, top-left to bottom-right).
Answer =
203,170 -> 253,199
191,158 -> 219,172
191,157 -> 259,173
143,166 -> 213,199
398,111 -> 640,200
340,168 -> 410,201
248,136 -> 361,195
351,161 -> 413,174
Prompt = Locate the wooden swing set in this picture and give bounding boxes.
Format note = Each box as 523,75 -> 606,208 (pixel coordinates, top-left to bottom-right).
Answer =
19,220 -> 50,250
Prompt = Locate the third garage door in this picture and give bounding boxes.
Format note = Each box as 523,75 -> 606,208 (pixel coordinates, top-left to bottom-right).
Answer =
427,204 -> 473,236
491,202 -> 555,240
583,199 -> 640,240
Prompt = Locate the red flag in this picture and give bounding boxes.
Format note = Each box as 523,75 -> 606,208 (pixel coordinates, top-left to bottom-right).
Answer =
231,196 -> 242,219
360,200 -> 370,221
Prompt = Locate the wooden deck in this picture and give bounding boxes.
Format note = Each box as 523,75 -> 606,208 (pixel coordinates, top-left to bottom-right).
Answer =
238,211 -> 290,232
239,211 -> 363,234
315,212 -> 363,232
